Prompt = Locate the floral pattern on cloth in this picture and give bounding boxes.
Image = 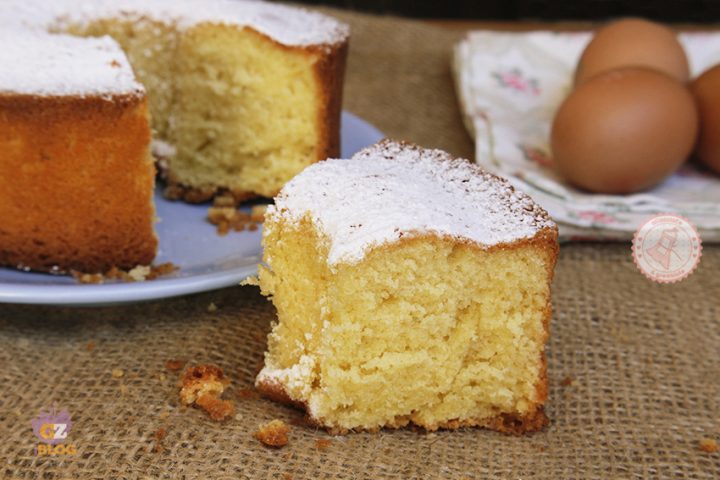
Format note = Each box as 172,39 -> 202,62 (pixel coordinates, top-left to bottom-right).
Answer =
454,31 -> 720,243
491,68 -> 541,95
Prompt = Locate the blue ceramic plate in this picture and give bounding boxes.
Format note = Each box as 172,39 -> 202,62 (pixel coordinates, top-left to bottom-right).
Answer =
0,112 -> 384,306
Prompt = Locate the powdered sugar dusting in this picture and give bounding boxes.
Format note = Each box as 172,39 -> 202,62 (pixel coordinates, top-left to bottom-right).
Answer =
3,0 -> 348,49
0,0 -> 347,96
269,140 -> 556,266
0,32 -> 143,96
256,355 -> 316,398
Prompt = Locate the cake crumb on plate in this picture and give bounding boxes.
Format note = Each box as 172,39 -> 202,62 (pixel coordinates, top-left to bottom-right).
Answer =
72,262 -> 178,284
207,202 -> 266,236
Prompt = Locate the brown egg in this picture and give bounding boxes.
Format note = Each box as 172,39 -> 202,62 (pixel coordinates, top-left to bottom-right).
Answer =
575,18 -> 690,85
691,64 -> 720,174
551,67 -> 698,194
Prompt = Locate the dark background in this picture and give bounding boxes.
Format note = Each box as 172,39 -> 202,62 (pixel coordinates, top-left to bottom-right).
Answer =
290,0 -> 720,22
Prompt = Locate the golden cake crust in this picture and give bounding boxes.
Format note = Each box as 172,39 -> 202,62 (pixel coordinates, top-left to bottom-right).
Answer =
0,93 -> 156,273
159,28 -> 348,204
256,226 -> 559,434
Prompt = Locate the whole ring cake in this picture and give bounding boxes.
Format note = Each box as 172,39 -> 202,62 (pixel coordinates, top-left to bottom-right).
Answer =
0,0 -> 349,273
255,139 -> 559,433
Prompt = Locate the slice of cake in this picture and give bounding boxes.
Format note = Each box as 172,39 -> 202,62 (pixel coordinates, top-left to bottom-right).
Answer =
255,139 -> 559,434
0,33 -> 156,273
10,0 -> 350,203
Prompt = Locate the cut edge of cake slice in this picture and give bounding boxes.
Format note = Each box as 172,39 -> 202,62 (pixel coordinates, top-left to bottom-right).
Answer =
255,139 -> 558,434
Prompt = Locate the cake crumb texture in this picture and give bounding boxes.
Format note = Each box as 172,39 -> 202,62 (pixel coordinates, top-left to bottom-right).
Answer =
71,262 -> 178,283
700,438 -> 719,453
195,394 -> 234,422
256,140 -> 558,433
166,359 -> 187,372
179,364 -> 234,421
208,201 -> 265,236
254,419 -> 291,448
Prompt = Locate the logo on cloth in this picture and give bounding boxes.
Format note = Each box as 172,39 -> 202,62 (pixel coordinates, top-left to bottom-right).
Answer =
632,214 -> 702,283
31,406 -> 77,456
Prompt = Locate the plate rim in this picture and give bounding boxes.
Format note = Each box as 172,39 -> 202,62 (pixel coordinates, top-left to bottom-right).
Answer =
0,263 -> 260,306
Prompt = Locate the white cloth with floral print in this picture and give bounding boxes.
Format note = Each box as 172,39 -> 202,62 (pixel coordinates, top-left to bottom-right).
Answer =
454,31 -> 720,242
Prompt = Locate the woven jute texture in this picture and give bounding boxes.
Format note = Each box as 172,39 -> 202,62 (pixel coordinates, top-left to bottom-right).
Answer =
1,9 -> 719,479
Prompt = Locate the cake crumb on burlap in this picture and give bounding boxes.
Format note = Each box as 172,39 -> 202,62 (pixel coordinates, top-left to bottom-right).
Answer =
153,427 -> 168,453
237,388 -> 258,400
315,438 -> 332,450
179,364 -> 234,421
254,419 -> 290,448
561,376 -> 575,387
699,438 -> 719,453
195,394 -> 234,421
165,359 -> 186,371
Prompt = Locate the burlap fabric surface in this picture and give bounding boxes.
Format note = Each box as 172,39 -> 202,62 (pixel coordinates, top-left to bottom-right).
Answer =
1,9 -> 719,479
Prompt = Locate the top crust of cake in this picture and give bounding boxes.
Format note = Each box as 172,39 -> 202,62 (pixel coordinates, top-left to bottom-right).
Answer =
268,139 -> 556,266
0,32 -> 143,97
3,0 -> 349,49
